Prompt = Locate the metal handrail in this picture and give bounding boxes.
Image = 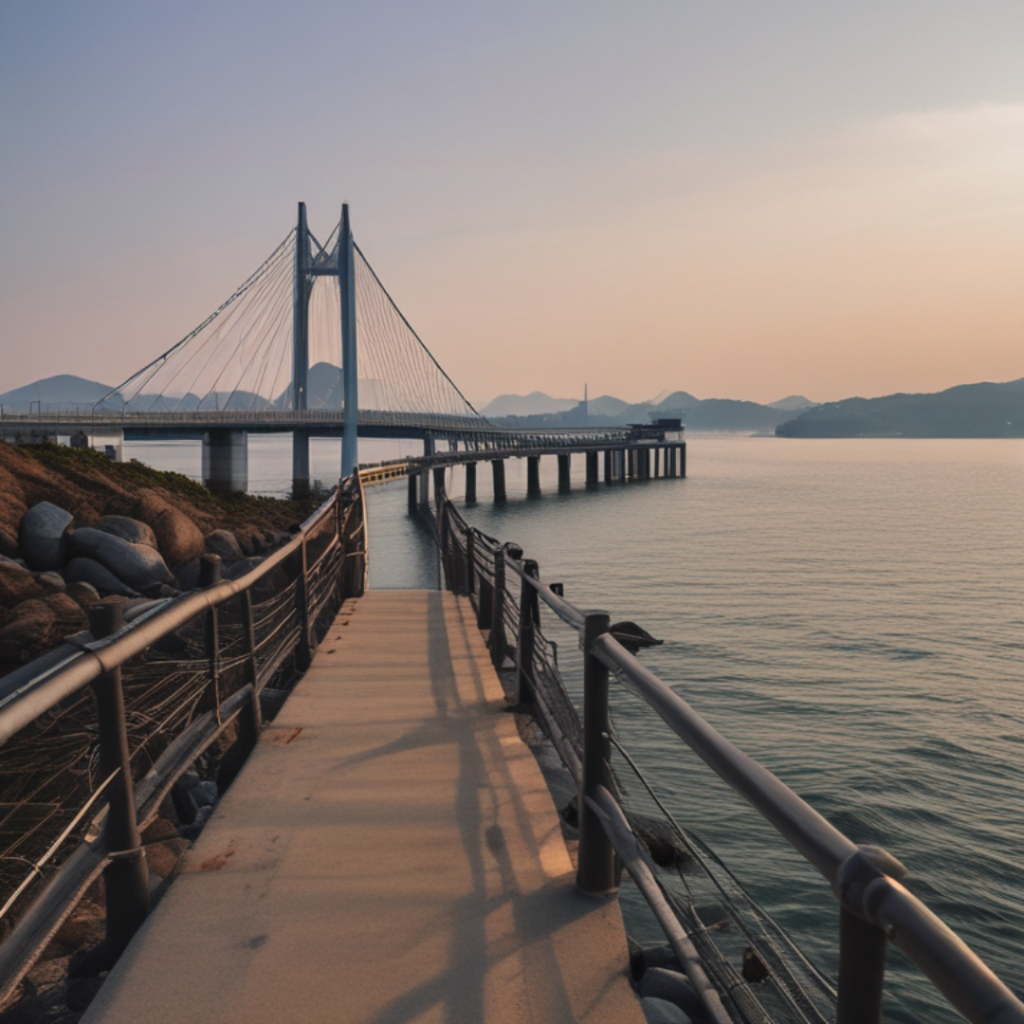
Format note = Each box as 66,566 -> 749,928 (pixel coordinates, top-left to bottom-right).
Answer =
432,496 -> 1024,1024
0,473 -> 367,1002
0,485 -> 345,745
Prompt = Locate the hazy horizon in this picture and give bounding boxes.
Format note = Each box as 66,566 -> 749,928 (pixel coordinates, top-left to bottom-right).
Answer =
2,4 -> 1023,405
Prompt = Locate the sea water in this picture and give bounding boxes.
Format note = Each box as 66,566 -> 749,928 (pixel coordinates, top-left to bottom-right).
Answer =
126,434 -> 1024,1021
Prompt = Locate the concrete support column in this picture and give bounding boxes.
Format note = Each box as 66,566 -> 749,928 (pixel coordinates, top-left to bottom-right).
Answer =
557,454 -> 571,493
292,429 -> 310,497
491,459 -> 507,502
603,449 -> 612,485
408,473 -> 417,515
586,450 -> 599,488
527,456 -> 542,497
419,472 -> 430,507
204,430 -> 249,495
679,442 -> 687,478
627,448 -> 636,481
465,462 -> 477,503
654,447 -> 661,478
423,433 -> 435,457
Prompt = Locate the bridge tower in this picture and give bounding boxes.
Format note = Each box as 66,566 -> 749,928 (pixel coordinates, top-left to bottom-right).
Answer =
291,202 -> 358,495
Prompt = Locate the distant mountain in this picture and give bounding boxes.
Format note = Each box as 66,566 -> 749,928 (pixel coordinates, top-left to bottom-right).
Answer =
480,392 -> 578,417
490,390 -> 793,432
0,374 -> 116,412
776,379 -> 1024,438
768,395 -> 817,411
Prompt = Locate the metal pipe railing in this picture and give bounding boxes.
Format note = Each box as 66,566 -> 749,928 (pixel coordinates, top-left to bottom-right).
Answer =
430,492 -> 1024,1024
0,473 -> 367,999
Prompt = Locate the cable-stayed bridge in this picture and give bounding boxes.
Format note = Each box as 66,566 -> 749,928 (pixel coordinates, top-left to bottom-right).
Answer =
0,204 -> 681,494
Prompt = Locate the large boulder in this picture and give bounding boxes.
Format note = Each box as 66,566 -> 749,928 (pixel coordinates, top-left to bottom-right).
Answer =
204,529 -> 244,565
135,492 -> 205,567
64,558 -> 140,598
68,528 -> 175,594
94,515 -> 158,549
0,593 -> 88,666
19,502 -> 73,571
0,561 -> 44,608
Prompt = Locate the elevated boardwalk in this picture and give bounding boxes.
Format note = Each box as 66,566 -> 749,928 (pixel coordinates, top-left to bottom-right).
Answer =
82,591 -> 642,1024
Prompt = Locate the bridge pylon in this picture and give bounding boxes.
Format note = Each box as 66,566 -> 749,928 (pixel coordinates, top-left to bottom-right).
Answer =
291,201 -> 358,496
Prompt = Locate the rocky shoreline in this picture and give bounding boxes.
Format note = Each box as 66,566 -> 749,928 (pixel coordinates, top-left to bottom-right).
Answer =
0,443 -> 321,678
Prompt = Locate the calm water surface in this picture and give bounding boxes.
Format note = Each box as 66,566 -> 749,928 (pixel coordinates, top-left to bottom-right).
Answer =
129,435 -> 1024,1021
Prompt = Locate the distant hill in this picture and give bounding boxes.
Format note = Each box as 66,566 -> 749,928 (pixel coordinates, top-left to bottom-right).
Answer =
481,392 -> 578,417
776,379 -> 1024,438
768,395 -> 817,411
490,389 -> 795,432
0,374 -> 116,412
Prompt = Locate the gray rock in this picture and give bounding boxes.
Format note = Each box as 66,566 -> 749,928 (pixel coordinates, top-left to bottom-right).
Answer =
64,557 -> 139,598
640,997 -> 691,1024
65,580 -> 102,608
19,501 -> 73,571
95,515 -> 158,549
639,969 -> 702,1018
204,529 -> 244,564
35,570 -> 67,593
69,528 -> 175,594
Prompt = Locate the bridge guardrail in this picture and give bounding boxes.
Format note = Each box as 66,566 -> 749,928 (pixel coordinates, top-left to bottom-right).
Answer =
425,482 -> 1024,1024
0,475 -> 367,1005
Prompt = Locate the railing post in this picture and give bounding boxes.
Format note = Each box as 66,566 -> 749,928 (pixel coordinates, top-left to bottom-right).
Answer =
296,535 -> 311,669
490,547 -> 506,667
836,907 -> 888,1024
578,610 -> 616,894
239,588 -> 262,741
87,601 -> 149,958
465,528 -> 476,596
477,558 -> 493,631
515,559 -> 539,704
199,554 -> 222,723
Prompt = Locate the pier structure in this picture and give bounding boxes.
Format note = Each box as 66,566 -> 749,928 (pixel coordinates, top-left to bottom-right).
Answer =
403,438 -> 687,509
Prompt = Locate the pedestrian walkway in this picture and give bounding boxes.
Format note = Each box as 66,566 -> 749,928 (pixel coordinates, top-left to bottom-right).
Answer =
83,590 -> 643,1024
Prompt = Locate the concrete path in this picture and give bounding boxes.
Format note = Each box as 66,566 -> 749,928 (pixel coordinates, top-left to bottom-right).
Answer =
83,591 -> 643,1024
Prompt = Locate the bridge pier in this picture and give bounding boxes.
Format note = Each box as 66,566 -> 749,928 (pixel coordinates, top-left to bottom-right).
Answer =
557,454 -> 571,493
465,462 -> 477,503
491,459 -> 507,503
527,456 -> 542,497
203,430 -> 248,495
586,451 -> 599,488
679,442 -> 687,478
408,473 -> 417,515
603,450 -> 612,485
424,434 -> 435,458
292,429 -> 310,498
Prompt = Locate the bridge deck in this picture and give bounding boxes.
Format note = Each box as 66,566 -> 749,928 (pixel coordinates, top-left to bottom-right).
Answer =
82,590 -> 643,1024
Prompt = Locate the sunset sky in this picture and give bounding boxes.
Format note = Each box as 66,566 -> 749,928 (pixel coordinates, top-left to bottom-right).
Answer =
2,2 -> 1023,406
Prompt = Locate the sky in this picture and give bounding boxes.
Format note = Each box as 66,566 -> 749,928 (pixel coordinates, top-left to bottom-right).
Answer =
1,2 -> 1023,407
